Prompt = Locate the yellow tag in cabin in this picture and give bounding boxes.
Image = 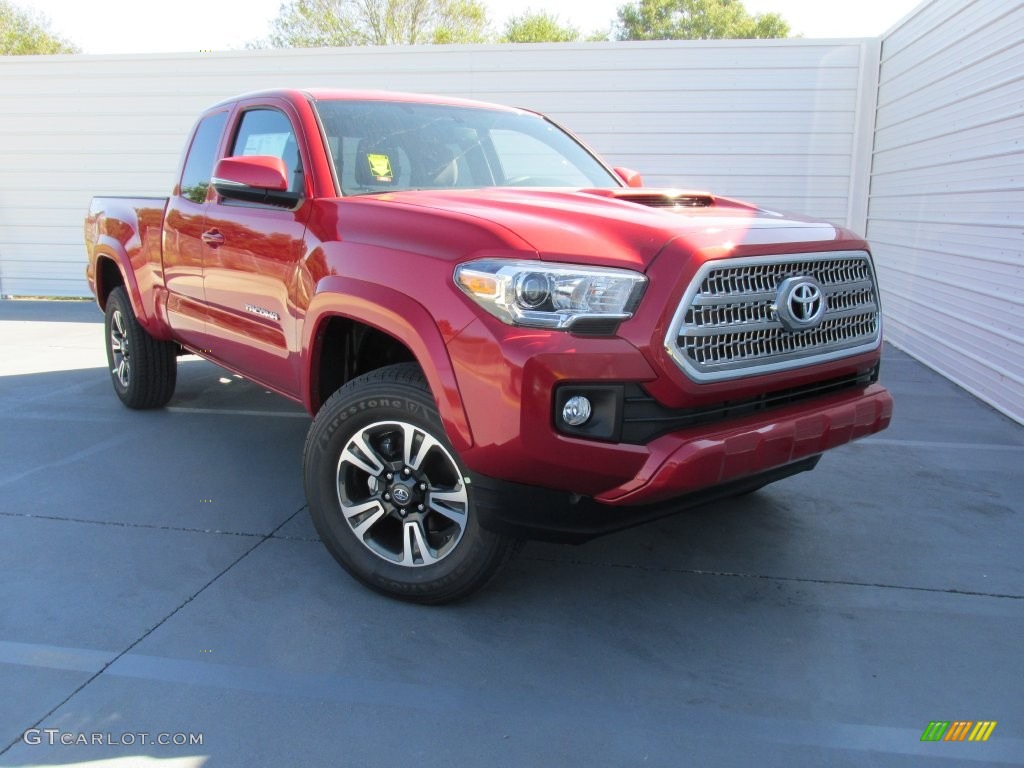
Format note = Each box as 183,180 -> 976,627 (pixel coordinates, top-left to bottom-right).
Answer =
367,153 -> 393,181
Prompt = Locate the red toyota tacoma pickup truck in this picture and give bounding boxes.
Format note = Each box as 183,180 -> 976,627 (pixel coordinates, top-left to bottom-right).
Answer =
85,88 -> 892,603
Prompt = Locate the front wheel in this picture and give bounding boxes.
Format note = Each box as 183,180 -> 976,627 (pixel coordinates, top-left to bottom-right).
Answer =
303,363 -> 518,604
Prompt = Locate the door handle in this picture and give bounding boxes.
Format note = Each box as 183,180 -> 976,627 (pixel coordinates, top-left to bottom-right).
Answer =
201,229 -> 225,247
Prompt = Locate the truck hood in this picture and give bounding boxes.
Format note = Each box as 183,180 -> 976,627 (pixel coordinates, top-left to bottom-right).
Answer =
372,187 -> 852,269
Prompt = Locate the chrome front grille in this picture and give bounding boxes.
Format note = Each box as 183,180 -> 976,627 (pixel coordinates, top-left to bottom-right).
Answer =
665,251 -> 882,381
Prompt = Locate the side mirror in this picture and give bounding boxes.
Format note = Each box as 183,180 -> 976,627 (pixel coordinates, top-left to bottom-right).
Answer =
212,156 -> 301,208
614,167 -> 643,188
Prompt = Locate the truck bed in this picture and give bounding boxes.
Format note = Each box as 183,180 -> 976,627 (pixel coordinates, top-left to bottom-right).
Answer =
85,196 -> 169,335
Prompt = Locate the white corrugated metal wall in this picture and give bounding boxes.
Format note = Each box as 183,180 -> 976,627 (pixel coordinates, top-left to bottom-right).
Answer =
3,19 -> 1020,422
0,39 -> 875,297
868,0 -> 1024,423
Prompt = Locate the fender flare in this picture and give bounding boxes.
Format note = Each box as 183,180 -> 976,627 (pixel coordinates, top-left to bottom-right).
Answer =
301,276 -> 474,453
91,237 -> 162,335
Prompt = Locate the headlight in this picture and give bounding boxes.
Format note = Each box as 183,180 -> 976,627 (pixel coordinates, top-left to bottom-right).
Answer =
454,259 -> 647,332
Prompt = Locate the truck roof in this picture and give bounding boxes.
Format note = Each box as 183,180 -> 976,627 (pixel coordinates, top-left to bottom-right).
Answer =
211,88 -> 527,115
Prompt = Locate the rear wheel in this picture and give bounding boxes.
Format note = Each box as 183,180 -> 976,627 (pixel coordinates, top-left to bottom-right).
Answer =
304,363 -> 517,604
104,286 -> 177,409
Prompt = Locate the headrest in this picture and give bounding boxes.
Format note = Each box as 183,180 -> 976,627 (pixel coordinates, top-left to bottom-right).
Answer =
414,141 -> 459,188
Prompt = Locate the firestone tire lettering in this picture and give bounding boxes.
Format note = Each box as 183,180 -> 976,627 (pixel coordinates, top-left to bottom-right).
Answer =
303,363 -> 519,604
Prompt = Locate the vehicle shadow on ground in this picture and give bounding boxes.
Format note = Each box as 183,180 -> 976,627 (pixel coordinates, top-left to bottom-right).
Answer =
4,335 -> 1024,766
1,361 -> 309,537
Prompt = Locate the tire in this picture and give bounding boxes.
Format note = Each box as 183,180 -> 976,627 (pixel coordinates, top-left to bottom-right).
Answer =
104,286 -> 177,409
304,363 -> 518,604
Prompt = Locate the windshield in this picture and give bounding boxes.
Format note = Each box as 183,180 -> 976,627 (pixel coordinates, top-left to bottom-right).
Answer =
313,99 -> 622,195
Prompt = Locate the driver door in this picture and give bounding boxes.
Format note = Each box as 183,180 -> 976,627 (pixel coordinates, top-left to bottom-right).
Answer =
200,99 -> 313,397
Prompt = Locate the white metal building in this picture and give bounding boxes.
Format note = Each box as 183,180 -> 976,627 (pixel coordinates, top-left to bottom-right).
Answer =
0,37 -> 879,293
865,0 -> 1023,425
0,0 -> 1020,422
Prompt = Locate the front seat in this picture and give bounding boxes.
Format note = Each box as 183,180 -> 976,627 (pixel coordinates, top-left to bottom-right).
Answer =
413,141 -> 459,188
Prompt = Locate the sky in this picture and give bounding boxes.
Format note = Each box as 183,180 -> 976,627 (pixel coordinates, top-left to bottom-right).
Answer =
14,0 -> 926,55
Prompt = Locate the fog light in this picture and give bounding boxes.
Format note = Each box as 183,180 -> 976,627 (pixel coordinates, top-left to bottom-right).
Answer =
562,395 -> 592,426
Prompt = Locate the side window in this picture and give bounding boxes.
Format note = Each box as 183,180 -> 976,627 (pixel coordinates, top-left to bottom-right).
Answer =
179,111 -> 228,204
230,109 -> 304,194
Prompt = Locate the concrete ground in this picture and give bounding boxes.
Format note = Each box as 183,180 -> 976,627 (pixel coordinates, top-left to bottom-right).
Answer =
1,299 -> 1021,767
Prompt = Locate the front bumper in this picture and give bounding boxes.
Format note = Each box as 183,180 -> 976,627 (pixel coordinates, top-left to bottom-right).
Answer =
594,382 -> 892,505
466,382 -> 892,541
449,314 -> 892,497
470,455 -> 823,543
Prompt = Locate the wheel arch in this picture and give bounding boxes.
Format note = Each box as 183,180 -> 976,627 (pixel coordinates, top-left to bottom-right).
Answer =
302,277 -> 474,453
91,239 -> 158,333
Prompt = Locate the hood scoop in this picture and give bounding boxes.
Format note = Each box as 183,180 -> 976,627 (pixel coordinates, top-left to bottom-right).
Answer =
616,192 -> 715,209
579,188 -> 716,210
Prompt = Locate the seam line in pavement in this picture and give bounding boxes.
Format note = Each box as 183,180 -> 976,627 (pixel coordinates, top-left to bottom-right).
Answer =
521,555 -> 1024,600
0,504 -> 305,758
0,379 -> 107,407
166,406 -> 308,419
3,509 -> 1019,600
0,511 -> 262,538
4,640 -> 1022,763
859,437 -> 1024,451
0,510 -> 318,542
0,434 -> 132,489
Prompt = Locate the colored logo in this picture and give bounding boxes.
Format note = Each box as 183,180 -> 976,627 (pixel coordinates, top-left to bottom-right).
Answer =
367,153 -> 394,182
921,721 -> 997,742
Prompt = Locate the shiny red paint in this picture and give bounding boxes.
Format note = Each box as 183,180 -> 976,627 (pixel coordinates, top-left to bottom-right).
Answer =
597,384 -> 893,505
213,156 -> 289,191
613,167 -> 644,187
85,88 -> 893,513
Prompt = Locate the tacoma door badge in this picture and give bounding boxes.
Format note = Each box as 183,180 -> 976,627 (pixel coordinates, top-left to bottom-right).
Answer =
245,304 -> 280,321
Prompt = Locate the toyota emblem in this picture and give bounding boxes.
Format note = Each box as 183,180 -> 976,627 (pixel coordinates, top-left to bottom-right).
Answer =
775,276 -> 827,331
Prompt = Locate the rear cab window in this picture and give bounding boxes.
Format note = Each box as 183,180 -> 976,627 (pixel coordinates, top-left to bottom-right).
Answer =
178,111 -> 228,204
